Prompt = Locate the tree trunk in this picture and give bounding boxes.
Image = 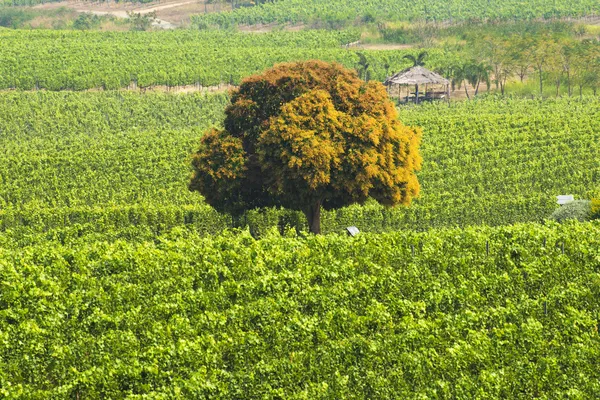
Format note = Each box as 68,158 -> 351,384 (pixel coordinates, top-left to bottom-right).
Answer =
463,81 -> 470,100
304,201 -> 322,235
538,66 -> 543,97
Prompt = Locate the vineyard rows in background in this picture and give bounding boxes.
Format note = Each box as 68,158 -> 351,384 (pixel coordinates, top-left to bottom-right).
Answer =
0,29 -> 450,90
0,92 -> 598,235
192,0 -> 600,27
1,221 -> 599,397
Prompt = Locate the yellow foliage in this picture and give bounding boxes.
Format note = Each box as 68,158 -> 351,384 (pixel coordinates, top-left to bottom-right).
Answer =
190,60 -> 422,220
592,197 -> 600,218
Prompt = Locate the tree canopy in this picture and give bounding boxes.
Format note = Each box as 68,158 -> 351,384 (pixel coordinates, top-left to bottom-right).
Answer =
189,60 -> 422,233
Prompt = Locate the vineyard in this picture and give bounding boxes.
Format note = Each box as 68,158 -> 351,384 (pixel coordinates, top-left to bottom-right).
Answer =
0,29 -> 458,90
1,222 -> 600,398
1,92 -> 598,235
1,7 -> 600,396
192,0 -> 600,27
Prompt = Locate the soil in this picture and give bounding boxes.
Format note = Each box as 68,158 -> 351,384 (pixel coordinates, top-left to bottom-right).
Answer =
0,83 -> 237,94
33,0 -> 232,28
348,43 -> 415,50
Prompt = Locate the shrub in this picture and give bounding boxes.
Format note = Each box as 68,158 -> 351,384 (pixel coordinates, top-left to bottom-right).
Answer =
73,13 -> 101,30
592,197 -> 600,219
0,7 -> 35,28
550,200 -> 591,222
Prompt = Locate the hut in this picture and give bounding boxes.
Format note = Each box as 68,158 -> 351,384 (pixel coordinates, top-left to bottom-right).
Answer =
385,66 -> 450,104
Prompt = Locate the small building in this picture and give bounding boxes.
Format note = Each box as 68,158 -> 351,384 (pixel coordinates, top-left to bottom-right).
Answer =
385,66 -> 450,104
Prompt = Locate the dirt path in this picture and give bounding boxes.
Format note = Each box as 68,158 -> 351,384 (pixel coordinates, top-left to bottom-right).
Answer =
347,43 -> 415,50
76,9 -> 177,29
34,0 -> 225,27
72,0 -> 197,18
72,0 -> 197,28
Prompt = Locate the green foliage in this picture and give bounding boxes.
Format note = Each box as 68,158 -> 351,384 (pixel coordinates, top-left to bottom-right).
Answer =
73,13 -> 102,30
0,29 -> 450,90
0,91 -> 228,209
192,0 -> 600,28
1,93 -> 599,234
1,222 -> 600,397
127,11 -> 157,31
1,26 -> 596,95
592,196 -> 600,219
550,200 -> 592,222
0,7 -> 35,28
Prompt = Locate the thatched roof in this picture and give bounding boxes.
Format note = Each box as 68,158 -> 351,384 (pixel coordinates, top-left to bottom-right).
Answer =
385,66 -> 449,86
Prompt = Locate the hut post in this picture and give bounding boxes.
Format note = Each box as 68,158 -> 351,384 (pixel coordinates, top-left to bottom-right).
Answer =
415,84 -> 419,104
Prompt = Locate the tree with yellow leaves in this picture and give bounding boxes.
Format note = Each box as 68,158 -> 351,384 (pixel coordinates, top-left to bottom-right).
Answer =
189,61 -> 422,234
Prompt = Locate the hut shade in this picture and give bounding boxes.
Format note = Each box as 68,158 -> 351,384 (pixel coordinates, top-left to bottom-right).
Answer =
385,66 -> 449,86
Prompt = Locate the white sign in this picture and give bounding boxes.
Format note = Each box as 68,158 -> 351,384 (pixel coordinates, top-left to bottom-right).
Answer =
556,195 -> 574,205
346,226 -> 360,237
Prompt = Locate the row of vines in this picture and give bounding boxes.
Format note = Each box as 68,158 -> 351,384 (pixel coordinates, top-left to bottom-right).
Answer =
192,0 -> 600,27
1,92 -> 598,234
1,222 -> 600,397
0,29 -> 450,90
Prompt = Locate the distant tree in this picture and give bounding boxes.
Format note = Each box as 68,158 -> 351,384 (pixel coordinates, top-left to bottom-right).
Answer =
466,61 -> 493,96
572,39 -> 600,97
449,62 -> 472,99
530,33 -> 561,97
73,13 -> 101,30
512,36 -> 534,83
127,11 -> 157,31
403,51 -> 428,67
355,52 -> 371,81
189,61 -> 422,234
559,39 -> 575,96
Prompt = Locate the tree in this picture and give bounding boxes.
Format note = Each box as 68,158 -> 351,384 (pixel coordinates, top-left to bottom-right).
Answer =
127,11 -> 157,31
530,33 -> 560,97
449,62 -> 472,100
466,61 -> 492,96
403,51 -> 428,67
572,39 -> 600,97
355,52 -> 371,81
189,61 -> 422,234
73,13 -> 101,30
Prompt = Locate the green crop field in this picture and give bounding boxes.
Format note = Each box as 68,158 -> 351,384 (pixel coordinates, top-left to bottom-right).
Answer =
0,29 -> 448,90
1,9 -> 600,397
1,92 -> 598,235
1,222 -> 600,398
193,0 -> 600,27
